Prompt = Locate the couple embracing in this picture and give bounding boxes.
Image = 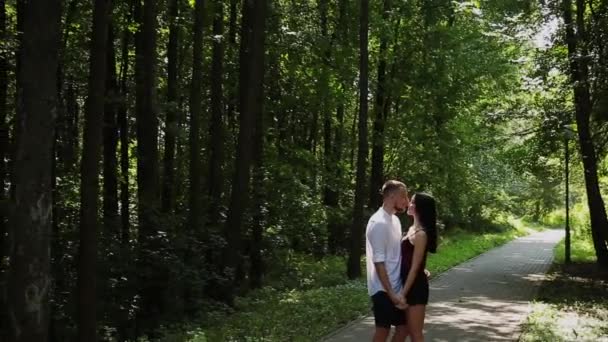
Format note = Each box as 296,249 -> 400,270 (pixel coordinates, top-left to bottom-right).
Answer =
366,180 -> 438,342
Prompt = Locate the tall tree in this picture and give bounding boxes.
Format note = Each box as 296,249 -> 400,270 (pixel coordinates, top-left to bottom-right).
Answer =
162,0 -> 179,214
347,0 -> 369,279
189,0 -> 204,239
0,0 -> 8,278
369,0 -> 391,210
135,0 -> 162,331
118,6 -> 132,245
104,23 -> 119,240
326,0 -> 348,254
7,0 -> 61,340
320,0 -> 335,250
226,0 -> 239,133
208,0 -> 225,227
0,0 -> 8,336
112,8 -> 133,339
55,0 -> 78,169
224,0 -> 267,302
64,81 -> 80,171
78,0 -> 111,340
562,0 -> 608,266
249,79 -> 265,289
249,29 -> 266,287
229,0 -> 238,44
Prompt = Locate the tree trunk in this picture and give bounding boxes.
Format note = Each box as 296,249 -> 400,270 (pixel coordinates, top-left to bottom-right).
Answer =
350,102 -> 357,170
224,0 -> 267,302
249,4 -> 268,281
78,0 -> 111,340
249,72 -> 265,289
327,94 -> 346,254
65,82 -> 80,170
563,0 -> 608,266
208,0 -> 225,227
189,0 -> 205,236
347,0 -> 369,279
320,0 -> 337,253
115,8 -> 132,339
226,0 -> 239,142
0,0 -> 8,336
319,0 -> 338,255
267,3 -> 284,157
55,0 -> 78,170
326,0 -> 348,254
135,0 -> 162,332
104,23 -> 120,241
162,0 -> 179,214
229,0 -> 238,44
7,0 -> 61,340
369,0 -> 391,211
118,8 -> 131,246
308,106 -> 319,153
56,0 -> 78,191
0,0 -> 7,283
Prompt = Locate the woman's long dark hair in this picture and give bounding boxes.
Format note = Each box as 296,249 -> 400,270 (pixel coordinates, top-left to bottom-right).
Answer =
414,192 -> 438,253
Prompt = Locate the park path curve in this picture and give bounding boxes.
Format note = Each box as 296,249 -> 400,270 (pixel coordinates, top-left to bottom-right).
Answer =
324,229 -> 564,342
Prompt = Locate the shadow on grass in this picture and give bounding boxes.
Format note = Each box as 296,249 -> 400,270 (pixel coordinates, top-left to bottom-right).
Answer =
519,262 -> 608,342
536,263 -> 608,303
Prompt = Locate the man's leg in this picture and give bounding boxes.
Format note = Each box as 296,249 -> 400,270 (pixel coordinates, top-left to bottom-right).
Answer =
371,292 -> 393,342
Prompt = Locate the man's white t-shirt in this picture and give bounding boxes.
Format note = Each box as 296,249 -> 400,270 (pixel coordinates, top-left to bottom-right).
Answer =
366,207 -> 403,296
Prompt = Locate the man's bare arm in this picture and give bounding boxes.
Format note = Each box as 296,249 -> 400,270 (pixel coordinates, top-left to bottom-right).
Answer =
375,262 -> 404,306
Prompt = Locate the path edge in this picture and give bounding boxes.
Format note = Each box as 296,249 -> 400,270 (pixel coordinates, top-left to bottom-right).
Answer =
321,228 -> 550,341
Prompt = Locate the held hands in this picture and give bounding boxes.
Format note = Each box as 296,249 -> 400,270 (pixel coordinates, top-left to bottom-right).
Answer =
390,291 -> 408,310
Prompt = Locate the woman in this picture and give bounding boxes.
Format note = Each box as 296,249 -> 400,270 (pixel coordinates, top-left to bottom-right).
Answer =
399,193 -> 438,342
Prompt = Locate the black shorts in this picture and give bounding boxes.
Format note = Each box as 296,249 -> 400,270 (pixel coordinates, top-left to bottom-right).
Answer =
371,291 -> 406,328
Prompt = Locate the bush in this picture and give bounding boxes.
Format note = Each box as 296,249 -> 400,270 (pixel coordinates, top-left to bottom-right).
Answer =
153,216 -> 537,342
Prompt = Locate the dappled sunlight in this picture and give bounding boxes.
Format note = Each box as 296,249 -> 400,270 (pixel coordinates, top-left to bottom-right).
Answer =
423,230 -> 563,340
425,298 -> 531,341
520,273 -> 546,282
327,230 -> 564,341
521,302 -> 608,341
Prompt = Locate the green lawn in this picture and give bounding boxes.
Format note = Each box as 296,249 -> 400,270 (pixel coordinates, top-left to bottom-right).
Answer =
519,234 -> 608,342
152,219 -> 537,342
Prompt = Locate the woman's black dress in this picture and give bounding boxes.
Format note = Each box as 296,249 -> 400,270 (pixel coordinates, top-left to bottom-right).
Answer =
401,237 -> 429,305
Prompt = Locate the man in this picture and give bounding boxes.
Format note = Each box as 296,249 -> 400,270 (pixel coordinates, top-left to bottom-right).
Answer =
366,180 -> 410,342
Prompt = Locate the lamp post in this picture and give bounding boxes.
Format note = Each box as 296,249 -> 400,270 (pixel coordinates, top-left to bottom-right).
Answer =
563,124 -> 576,264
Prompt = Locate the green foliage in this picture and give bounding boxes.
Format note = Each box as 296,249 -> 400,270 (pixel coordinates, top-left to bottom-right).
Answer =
265,253 -> 349,290
554,234 -> 597,265
542,200 -> 595,264
152,219 -> 535,342
5,0 -> 597,339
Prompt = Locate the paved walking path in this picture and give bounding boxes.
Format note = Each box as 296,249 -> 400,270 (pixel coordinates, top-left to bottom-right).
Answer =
325,229 -> 564,342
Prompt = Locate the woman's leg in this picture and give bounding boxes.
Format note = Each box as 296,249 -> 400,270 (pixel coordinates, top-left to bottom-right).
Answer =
373,327 -> 390,342
392,324 -> 409,342
406,305 -> 426,342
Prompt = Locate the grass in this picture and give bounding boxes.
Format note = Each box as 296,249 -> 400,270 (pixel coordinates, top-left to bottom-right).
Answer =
519,226 -> 608,342
152,217 -> 538,342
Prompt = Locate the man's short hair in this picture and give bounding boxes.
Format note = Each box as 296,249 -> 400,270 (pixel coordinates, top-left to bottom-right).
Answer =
381,180 -> 407,199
